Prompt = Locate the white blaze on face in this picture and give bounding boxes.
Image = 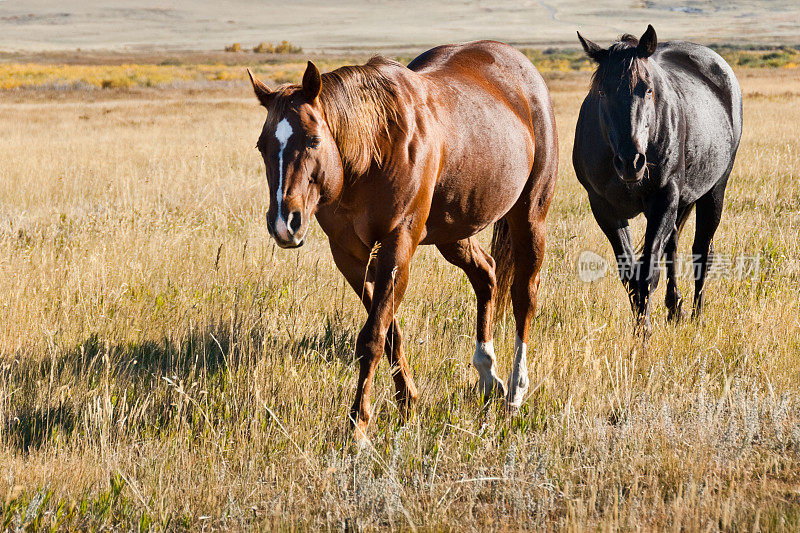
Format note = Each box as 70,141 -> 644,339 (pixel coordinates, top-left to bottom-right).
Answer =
473,340 -> 505,398
273,118 -> 293,240
507,334 -> 530,409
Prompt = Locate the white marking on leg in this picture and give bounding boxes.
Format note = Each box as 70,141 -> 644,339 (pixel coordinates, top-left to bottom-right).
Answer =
507,334 -> 529,409
473,340 -> 505,399
273,118 -> 293,240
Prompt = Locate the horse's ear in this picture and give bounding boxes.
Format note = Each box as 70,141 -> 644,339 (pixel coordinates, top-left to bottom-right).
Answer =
247,68 -> 274,108
302,61 -> 322,102
577,31 -> 607,63
637,24 -> 658,58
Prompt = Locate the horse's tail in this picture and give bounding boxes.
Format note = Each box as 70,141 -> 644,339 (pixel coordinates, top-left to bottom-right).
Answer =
491,218 -> 514,319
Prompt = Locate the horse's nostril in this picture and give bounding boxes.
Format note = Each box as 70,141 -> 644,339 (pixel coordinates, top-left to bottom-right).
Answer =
633,153 -> 646,173
288,211 -> 302,234
613,155 -> 625,173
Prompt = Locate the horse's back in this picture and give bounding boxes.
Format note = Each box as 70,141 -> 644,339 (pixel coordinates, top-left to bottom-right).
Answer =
408,40 -> 556,175
409,41 -> 540,82
408,40 -> 552,122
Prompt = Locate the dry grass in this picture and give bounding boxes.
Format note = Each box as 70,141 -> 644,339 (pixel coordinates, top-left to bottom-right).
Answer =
1,48 -> 796,91
0,67 -> 799,530
0,62 -> 321,90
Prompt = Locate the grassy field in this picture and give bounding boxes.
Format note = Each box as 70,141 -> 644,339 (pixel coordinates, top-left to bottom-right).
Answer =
0,62 -> 799,530
0,46 -> 798,90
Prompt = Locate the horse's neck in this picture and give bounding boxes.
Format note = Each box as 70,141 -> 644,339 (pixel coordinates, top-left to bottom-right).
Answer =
650,63 -> 683,141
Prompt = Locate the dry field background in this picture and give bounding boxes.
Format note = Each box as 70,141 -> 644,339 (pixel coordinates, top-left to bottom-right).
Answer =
0,64 -> 799,530
2,1 -> 800,52
1,47 -> 799,91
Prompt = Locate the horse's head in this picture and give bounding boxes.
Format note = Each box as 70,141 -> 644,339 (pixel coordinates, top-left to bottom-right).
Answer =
249,62 -> 344,248
578,25 -> 658,183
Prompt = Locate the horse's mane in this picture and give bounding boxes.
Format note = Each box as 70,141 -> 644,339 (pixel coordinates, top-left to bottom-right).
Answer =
590,34 -> 650,95
318,56 -> 401,176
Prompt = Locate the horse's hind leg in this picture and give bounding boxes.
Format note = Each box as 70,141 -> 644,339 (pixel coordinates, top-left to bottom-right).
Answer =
503,210 -> 547,411
692,177 -> 728,318
437,238 -> 505,400
382,321 -> 418,418
665,205 -> 693,321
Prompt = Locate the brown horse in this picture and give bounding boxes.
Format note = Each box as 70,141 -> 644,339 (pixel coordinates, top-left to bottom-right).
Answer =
248,41 -> 558,440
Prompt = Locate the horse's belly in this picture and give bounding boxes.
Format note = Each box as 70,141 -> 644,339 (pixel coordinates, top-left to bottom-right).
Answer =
421,163 -> 529,244
682,131 -> 738,200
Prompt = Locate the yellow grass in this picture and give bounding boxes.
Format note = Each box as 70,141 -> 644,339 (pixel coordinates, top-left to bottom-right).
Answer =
0,62 -> 322,89
0,49 -> 794,91
0,68 -> 799,530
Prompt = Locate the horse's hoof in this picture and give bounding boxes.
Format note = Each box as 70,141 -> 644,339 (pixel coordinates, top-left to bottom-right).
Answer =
396,390 -> 418,422
478,377 -> 507,403
355,434 -> 370,449
634,315 -> 652,338
398,403 -> 416,424
348,432 -> 370,454
505,385 -> 528,414
505,398 -> 526,417
348,411 -> 371,445
666,297 -> 687,322
505,362 -> 529,413
667,307 -> 688,323
352,425 -> 370,448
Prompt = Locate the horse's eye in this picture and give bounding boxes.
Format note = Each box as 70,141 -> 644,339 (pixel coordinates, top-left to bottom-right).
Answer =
598,90 -> 605,98
307,136 -> 320,149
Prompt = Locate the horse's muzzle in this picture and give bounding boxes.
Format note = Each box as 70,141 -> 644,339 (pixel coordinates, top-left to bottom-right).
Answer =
269,231 -> 305,248
614,152 -> 647,183
267,210 -> 306,248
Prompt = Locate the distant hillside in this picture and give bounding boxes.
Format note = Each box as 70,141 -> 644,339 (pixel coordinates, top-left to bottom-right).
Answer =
1,1 -> 799,53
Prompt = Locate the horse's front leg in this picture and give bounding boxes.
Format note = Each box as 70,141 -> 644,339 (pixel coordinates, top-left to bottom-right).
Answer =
637,188 -> 679,334
587,193 -> 638,309
329,240 -> 419,422
350,229 -> 417,442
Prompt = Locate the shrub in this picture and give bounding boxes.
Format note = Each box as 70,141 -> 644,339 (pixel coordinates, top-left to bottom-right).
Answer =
224,43 -> 242,53
253,42 -> 273,53
253,40 -> 302,54
274,40 -> 302,54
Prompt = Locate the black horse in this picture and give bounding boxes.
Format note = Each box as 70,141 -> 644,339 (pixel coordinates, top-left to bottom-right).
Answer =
573,25 -> 742,331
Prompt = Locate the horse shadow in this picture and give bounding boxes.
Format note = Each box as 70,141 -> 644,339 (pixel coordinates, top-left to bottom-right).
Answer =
4,329 -> 223,452
4,316 -> 360,452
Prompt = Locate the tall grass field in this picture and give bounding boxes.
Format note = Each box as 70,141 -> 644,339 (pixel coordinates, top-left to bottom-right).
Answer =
0,62 -> 799,530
